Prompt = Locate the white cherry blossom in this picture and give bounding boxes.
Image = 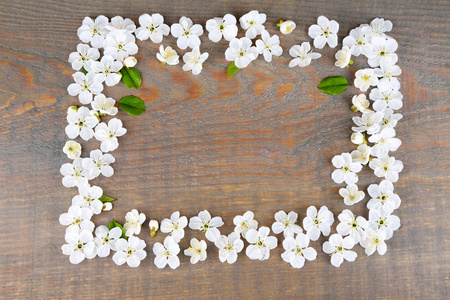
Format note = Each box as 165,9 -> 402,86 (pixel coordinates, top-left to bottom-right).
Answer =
63,140 -> 82,159
308,15 -> 339,49
160,211 -> 188,243
368,128 -> 402,157
77,15 -> 109,48
94,118 -> 127,152
89,55 -> 123,86
380,108 -> 403,130
368,36 -> 398,67
91,94 -> 118,116
153,236 -> 180,269
124,209 -> 146,237
339,183 -> 365,206
233,211 -> 258,238
331,153 -> 362,184
367,180 -> 401,214
214,232 -> 244,264
352,94 -> 370,113
354,68 -> 379,92
156,45 -> 179,65
281,233 -> 317,269
370,87 -> 403,111
112,236 -> 147,267
336,209 -> 368,243
369,156 -> 403,182
184,238 -> 207,264
335,46 -> 352,68
361,18 -> 393,39
245,227 -> 277,261
107,16 -> 136,33
225,37 -> 258,69
374,62 -> 402,90
135,13 -> 170,43
182,46 -> 209,75
60,157 -> 94,188
72,184 -> 103,215
94,225 -> 122,257
68,44 -> 100,71
302,206 -> 334,241
82,149 -> 115,178
271,211 -> 302,237
368,208 -> 401,240
61,229 -> 96,264
279,20 -> 296,34
352,110 -> 383,134
206,14 -> 238,42
171,16 -> 203,49
343,26 -> 373,57
67,72 -> 103,105
59,205 -> 94,233
104,31 -> 138,62
360,228 -> 387,256
65,107 -> 99,141
351,144 -> 372,165
288,42 -> 321,67
239,10 -> 266,39
189,210 -> 224,242
255,30 -> 282,62
323,234 -> 357,267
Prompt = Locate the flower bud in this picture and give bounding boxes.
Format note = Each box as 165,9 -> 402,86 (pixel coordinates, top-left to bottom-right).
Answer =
335,46 -> 352,68
124,56 -> 137,68
149,220 -> 159,237
68,105 -> 78,112
280,20 -> 296,34
102,202 -> 113,212
351,132 -> 365,145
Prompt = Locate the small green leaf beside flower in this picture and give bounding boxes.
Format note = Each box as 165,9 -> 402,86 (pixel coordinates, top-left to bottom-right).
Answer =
108,220 -> 127,239
121,67 -> 142,89
119,95 -> 146,116
317,76 -> 349,96
227,61 -> 240,78
99,195 -> 116,203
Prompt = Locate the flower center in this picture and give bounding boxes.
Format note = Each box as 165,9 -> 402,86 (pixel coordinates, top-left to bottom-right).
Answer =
219,24 -> 225,30
343,166 -> 349,172
239,51 -> 245,57
103,237 -> 110,243
202,222 -> 210,232
314,218 -> 319,225
249,21 -> 255,26
92,28 -> 99,35
149,25 -> 155,32
295,246 -> 303,255
337,246 -> 343,252
352,222 -> 358,228
256,239 -> 264,247
127,248 -> 133,256
323,29 -> 330,37
73,217 -> 81,225
117,43 -> 124,50
225,244 -> 233,251
380,50 -> 386,56
77,243 -> 84,249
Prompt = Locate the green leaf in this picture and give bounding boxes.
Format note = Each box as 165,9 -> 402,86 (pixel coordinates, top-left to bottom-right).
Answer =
121,67 -> 142,89
227,62 -> 240,78
119,95 -> 146,116
107,220 -> 127,239
99,195 -> 116,203
317,76 -> 349,96
81,67 -> 88,75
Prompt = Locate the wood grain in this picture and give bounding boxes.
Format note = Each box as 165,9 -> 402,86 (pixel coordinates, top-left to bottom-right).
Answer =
0,0 -> 449,299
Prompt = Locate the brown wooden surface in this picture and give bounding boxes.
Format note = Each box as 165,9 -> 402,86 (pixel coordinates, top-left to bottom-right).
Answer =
0,0 -> 449,299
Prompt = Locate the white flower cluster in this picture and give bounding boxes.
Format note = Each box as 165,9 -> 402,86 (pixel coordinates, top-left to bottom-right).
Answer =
60,15 -> 404,269
328,18 -> 403,266
153,207 -> 332,269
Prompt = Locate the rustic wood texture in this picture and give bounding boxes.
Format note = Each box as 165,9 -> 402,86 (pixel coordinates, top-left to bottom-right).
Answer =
0,0 -> 449,299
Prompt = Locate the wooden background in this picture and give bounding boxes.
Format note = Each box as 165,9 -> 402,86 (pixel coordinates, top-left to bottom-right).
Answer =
0,0 -> 448,299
